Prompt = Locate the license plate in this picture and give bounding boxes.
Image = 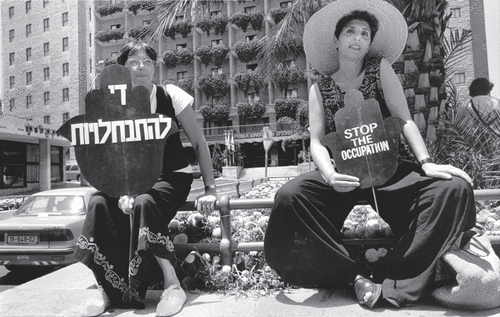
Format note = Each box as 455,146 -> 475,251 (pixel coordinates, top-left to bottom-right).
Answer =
7,235 -> 38,245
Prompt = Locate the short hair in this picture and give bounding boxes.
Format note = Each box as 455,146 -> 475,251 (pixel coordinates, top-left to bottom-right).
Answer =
334,10 -> 379,43
469,78 -> 494,97
116,41 -> 157,66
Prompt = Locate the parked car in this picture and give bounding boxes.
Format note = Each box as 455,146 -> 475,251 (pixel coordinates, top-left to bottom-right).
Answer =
0,187 -> 97,272
65,164 -> 81,181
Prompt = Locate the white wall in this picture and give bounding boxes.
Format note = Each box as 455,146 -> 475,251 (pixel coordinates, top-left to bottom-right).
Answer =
484,0 -> 500,97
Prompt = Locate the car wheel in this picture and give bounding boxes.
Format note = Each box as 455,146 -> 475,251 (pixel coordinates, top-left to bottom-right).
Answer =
77,175 -> 80,181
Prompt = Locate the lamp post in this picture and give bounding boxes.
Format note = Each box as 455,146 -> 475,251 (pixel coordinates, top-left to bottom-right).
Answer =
262,126 -> 274,178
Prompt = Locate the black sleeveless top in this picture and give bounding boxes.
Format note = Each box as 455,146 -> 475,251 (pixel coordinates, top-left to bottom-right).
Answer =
155,85 -> 190,178
317,57 -> 414,162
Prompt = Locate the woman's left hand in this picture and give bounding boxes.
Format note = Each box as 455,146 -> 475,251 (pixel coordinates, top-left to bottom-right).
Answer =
422,163 -> 473,187
194,190 -> 217,216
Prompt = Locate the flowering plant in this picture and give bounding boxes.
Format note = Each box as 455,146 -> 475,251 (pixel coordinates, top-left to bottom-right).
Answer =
236,101 -> 266,121
199,103 -> 230,125
97,3 -> 124,17
162,50 -> 178,68
195,45 -> 213,68
211,45 -> 230,67
195,16 -> 212,36
177,79 -> 193,93
127,1 -> 155,15
197,75 -> 229,99
212,15 -> 229,36
269,7 -> 289,24
229,12 -> 252,32
234,70 -> 264,96
174,20 -> 193,38
176,48 -> 194,66
249,11 -> 264,31
128,26 -> 153,41
233,40 -> 263,63
272,65 -> 305,92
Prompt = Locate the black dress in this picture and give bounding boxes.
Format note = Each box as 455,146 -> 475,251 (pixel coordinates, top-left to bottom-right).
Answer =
264,58 -> 476,304
74,86 -> 193,308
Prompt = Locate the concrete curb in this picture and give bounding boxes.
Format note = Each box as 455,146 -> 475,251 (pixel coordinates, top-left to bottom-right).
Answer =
1,263 -> 500,317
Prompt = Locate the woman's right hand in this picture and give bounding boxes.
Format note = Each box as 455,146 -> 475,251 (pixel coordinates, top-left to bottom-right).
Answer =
326,171 -> 360,192
118,195 -> 135,215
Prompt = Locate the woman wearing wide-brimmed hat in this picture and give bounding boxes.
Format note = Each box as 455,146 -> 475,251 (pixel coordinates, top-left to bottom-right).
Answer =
264,0 -> 476,309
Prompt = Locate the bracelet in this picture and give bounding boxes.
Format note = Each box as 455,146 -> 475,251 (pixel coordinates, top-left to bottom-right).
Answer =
204,184 -> 216,190
418,157 -> 435,167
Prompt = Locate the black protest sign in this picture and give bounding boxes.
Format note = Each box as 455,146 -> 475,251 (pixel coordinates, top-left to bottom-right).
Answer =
57,65 -> 178,197
323,89 -> 403,188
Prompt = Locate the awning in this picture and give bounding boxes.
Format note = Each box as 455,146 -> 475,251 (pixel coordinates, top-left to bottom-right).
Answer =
182,135 -> 309,147
0,115 -> 70,146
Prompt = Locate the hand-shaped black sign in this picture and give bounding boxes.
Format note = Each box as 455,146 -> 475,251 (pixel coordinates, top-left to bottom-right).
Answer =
57,65 -> 178,197
323,89 -> 403,188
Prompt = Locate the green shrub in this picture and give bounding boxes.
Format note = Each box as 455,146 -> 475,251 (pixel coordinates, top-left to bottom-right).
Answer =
212,15 -> 229,36
211,45 -> 230,67
233,40 -> 263,63
236,101 -> 266,121
162,50 -> 178,68
229,12 -> 252,32
197,75 -> 229,99
195,45 -> 213,68
176,48 -> 194,66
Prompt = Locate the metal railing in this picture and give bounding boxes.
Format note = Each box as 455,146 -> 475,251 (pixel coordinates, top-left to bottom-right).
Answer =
174,189 -> 500,266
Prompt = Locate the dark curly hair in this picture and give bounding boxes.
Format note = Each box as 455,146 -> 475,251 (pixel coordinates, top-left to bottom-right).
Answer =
469,78 -> 494,97
334,10 -> 379,43
116,41 -> 157,66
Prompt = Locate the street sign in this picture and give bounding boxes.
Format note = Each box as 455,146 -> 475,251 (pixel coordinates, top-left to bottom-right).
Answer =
263,139 -> 274,152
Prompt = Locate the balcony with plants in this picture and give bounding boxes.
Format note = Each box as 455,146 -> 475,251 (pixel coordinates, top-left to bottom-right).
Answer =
194,14 -> 229,37
228,10 -> 264,32
95,28 -> 125,47
127,0 -> 156,15
96,3 -> 125,20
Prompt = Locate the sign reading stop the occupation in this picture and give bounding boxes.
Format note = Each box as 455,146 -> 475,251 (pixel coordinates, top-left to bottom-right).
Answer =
323,89 -> 404,188
57,65 -> 178,197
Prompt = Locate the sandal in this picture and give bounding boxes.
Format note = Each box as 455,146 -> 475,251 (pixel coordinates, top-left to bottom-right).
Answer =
354,275 -> 382,308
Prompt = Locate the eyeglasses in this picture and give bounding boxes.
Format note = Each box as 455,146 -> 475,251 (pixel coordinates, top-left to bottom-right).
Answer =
126,59 -> 155,68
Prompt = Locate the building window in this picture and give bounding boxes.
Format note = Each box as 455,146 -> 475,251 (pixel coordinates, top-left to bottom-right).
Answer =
451,7 -> 461,18
89,7 -> 91,21
9,53 -> 15,66
177,71 -> 186,81
454,73 -> 466,84
211,10 -> 222,16
44,115 -> 50,124
9,6 -> 14,19
9,99 -> 15,110
26,1 -> 31,14
9,76 -> 15,89
63,112 -> 70,123
246,64 -> 258,71
247,93 -> 259,103
212,96 -> 222,105
286,89 -> 297,100
9,29 -> 14,42
44,67 -> 50,81
62,37 -> 69,51
211,39 -> 221,47
142,19 -> 152,26
43,0 -> 49,8
62,88 -> 69,102
110,24 -> 121,30
26,71 -> 32,85
244,7 -> 256,13
26,24 -> 31,37
175,15 -> 185,22
211,68 -> 223,76
280,1 -> 292,8
62,12 -> 68,26
44,92 -> 50,105
89,33 -> 92,47
26,95 -> 32,108
43,18 -> 49,32
26,48 -> 32,61
43,42 -> 50,56
110,51 -> 118,57
62,63 -> 69,77
245,35 -> 256,42
176,43 -> 187,50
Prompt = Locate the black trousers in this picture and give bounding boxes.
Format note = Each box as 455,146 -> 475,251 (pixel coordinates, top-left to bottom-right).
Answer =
264,162 -> 476,304
74,173 -> 192,308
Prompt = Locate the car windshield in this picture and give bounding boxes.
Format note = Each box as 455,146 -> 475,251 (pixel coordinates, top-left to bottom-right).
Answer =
14,195 -> 85,216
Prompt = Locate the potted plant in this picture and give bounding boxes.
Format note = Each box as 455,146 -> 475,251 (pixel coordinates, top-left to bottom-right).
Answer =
195,15 -> 212,36
176,48 -> 194,66
162,50 -> 178,68
249,11 -> 264,31
199,103 -> 230,125
274,98 -> 302,120
177,79 -> 194,93
234,70 -> 264,96
236,101 -> 266,121
164,26 -> 176,41
269,7 -> 289,24
128,26 -> 153,41
127,1 -> 155,15
195,45 -> 213,68
211,45 -> 230,67
272,65 -> 305,92
197,75 -> 229,99
97,3 -> 124,17
229,12 -> 251,32
232,40 -> 263,63
96,30 -> 112,43
110,28 -> 125,41
174,20 -> 193,38
212,15 -> 229,36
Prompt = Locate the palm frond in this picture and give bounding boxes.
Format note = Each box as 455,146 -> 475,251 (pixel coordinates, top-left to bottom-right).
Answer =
258,0 -> 323,81
442,28 -> 472,82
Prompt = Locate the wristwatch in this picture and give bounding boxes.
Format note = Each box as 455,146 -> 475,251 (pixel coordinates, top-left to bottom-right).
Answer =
204,184 -> 216,190
418,157 -> 435,167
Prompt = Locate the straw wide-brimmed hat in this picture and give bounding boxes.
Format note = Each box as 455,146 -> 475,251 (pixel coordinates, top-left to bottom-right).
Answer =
303,0 -> 407,76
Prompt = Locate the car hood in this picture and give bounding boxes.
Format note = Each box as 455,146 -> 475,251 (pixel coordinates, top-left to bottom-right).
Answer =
0,216 -> 84,229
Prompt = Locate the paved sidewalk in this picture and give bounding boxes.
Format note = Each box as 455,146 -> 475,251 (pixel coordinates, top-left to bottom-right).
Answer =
1,263 -> 499,317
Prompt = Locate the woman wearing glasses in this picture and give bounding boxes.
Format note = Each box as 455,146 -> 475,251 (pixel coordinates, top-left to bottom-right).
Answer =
78,41 -> 217,317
